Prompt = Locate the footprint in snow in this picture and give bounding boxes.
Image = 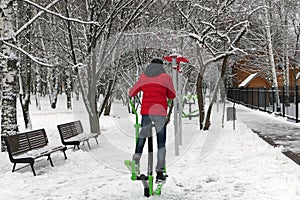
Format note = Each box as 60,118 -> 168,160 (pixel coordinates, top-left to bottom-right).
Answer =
204,176 -> 219,183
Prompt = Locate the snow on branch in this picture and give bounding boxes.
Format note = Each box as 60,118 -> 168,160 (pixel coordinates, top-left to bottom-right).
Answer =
0,52 -> 10,60
192,3 -> 212,12
188,33 -> 203,42
203,53 -> 227,67
96,0 -> 155,77
3,41 -> 61,68
248,6 -> 267,17
176,3 -> 200,35
226,20 -> 249,34
14,0 -> 61,38
231,22 -> 249,49
214,22 -> 248,45
22,0 -> 100,26
201,21 -> 216,30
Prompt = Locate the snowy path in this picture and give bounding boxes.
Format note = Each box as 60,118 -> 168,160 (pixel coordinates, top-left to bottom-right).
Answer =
1,97 -> 300,199
234,103 -> 300,154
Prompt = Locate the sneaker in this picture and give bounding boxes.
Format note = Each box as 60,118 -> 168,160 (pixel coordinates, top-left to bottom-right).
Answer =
156,171 -> 167,181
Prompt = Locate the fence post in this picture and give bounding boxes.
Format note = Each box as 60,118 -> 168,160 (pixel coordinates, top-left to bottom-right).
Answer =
244,88 -> 245,104
272,87 -> 275,113
264,87 -> 267,112
296,85 -> 299,123
282,87 -> 285,117
247,88 -> 249,106
239,88 -> 241,103
233,88 -> 236,104
237,88 -> 240,103
252,87 -> 254,109
257,88 -> 260,109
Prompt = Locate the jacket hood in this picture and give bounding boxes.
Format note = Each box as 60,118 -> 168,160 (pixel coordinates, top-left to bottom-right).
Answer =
144,63 -> 166,77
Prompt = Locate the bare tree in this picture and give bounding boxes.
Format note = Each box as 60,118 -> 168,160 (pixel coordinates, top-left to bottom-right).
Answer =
17,1 -> 33,129
176,0 -> 250,130
67,0 -> 156,133
1,0 -> 81,150
0,0 -> 18,151
263,0 -> 281,111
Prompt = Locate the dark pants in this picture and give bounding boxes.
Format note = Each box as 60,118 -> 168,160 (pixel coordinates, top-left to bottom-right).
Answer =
134,115 -> 167,172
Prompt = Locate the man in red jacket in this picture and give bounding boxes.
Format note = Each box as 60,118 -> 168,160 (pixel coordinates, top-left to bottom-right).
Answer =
129,58 -> 176,181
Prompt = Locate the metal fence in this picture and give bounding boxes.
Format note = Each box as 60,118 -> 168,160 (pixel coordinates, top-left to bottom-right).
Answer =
227,87 -> 300,123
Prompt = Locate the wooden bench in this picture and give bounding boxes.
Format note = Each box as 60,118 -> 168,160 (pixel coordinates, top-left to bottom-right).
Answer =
57,120 -> 99,150
3,129 -> 67,176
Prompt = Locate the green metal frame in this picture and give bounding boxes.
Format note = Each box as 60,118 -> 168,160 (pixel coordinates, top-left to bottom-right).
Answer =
125,98 -> 168,196
129,99 -> 141,143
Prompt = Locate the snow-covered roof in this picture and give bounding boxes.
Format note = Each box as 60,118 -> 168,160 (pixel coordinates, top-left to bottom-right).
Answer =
238,72 -> 258,87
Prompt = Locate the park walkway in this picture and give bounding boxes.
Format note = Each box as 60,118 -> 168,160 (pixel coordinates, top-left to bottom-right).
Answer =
232,101 -> 300,164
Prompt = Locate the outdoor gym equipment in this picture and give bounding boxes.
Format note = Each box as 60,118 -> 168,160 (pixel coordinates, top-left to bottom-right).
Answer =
163,53 -> 189,156
182,94 -> 199,120
124,99 -> 166,197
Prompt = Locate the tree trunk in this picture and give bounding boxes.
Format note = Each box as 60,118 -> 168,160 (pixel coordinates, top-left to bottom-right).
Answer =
1,0 -> 18,151
66,88 -> 72,109
293,22 -> 300,60
35,65 -> 42,110
203,74 -> 221,130
89,112 -> 100,134
48,68 -> 59,109
64,0 -> 75,109
19,95 -> 32,129
264,0 -> 280,111
104,98 -> 112,116
196,73 -> 205,130
88,86 -> 100,134
99,79 -> 115,117
77,49 -> 101,134
1,59 -> 18,149
284,12 -> 289,104
204,56 -> 229,130
65,69 -> 72,110
18,66 -> 32,129
18,4 -> 33,129
75,82 -> 80,101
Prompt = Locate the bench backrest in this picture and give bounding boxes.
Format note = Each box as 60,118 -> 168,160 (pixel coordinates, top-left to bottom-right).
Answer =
57,120 -> 84,140
4,129 -> 48,156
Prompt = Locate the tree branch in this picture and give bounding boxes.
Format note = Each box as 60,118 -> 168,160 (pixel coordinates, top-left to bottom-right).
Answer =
3,41 -> 61,67
14,0 -> 62,38
21,0 -> 100,26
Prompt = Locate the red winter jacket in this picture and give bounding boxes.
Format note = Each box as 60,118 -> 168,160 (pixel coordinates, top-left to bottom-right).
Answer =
129,63 -> 176,116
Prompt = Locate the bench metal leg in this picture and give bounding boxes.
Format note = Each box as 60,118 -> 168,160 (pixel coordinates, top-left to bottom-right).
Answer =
94,137 -> 99,145
63,150 -> 67,159
30,163 -> 36,176
47,155 -> 54,167
73,144 -> 80,150
12,161 -> 36,176
86,140 -> 91,149
82,140 -> 91,149
12,163 -> 16,172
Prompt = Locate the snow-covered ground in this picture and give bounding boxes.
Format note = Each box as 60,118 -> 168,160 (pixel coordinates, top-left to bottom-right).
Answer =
1,96 -> 300,200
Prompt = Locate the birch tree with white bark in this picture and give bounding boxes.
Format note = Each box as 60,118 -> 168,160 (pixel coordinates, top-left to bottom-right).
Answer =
0,0 -> 18,151
1,0 -> 71,151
